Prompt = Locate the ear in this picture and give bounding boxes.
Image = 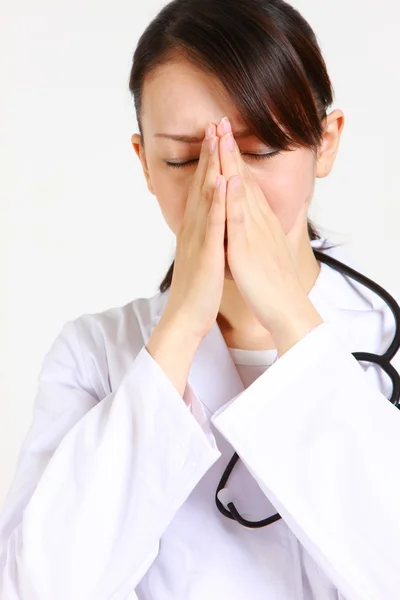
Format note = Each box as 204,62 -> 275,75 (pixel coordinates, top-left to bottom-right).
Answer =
315,109 -> 345,179
131,133 -> 155,195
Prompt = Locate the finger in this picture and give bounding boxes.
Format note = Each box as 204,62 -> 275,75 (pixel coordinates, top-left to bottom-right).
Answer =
218,119 -> 246,185
197,133 -> 222,219
216,116 -> 230,139
184,122 -> 217,223
196,122 -> 217,188
204,174 -> 226,248
222,140 -> 272,223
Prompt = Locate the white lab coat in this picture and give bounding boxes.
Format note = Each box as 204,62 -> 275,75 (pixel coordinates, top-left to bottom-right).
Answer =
1,239 -> 400,600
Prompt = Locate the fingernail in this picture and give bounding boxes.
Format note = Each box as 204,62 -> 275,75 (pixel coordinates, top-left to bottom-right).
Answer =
206,123 -> 213,139
219,116 -> 232,134
225,132 -> 235,152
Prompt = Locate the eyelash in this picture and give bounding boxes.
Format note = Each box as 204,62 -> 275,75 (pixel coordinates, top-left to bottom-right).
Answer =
165,151 -> 280,169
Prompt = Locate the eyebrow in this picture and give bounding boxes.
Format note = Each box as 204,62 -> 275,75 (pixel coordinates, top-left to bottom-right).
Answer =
153,128 -> 254,143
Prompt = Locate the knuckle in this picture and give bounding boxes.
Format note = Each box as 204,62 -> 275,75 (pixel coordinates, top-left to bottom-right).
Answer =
200,183 -> 213,203
205,169 -> 219,193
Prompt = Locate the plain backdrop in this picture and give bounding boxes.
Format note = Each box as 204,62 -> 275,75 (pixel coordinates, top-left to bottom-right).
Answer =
0,0 -> 399,507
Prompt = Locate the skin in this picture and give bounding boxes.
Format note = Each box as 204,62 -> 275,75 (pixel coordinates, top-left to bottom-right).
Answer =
131,56 -> 345,350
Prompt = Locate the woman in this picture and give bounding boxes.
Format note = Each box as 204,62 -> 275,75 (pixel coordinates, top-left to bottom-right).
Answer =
1,0 -> 399,598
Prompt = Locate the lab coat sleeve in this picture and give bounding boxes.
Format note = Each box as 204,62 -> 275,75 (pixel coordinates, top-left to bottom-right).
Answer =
211,321 -> 400,600
0,319 -> 221,600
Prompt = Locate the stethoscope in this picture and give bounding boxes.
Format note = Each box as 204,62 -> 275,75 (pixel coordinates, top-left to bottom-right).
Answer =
215,248 -> 400,529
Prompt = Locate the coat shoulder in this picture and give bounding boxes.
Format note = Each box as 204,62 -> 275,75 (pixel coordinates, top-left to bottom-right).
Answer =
55,289 -> 169,400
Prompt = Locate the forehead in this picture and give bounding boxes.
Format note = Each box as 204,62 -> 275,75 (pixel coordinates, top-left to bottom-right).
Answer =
141,58 -> 245,135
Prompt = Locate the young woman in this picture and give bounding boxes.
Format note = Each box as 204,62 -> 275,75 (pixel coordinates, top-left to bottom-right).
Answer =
1,0 -> 399,599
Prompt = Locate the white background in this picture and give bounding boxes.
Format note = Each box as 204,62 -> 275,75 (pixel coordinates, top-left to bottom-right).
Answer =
0,0 -> 399,506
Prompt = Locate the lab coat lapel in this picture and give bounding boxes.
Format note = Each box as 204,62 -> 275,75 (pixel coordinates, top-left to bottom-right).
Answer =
186,320 -> 245,415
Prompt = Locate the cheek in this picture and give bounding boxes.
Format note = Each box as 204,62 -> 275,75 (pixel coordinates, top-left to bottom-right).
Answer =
251,156 -> 315,233
151,170 -> 189,234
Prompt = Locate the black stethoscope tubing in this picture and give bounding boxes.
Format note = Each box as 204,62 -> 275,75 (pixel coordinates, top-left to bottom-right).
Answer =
215,248 -> 400,528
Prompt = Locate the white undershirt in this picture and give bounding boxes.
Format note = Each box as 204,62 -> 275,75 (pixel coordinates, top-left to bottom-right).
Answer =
227,346 -> 278,388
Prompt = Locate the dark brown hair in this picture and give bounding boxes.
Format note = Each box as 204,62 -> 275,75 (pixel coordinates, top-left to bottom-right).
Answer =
128,0 -> 334,293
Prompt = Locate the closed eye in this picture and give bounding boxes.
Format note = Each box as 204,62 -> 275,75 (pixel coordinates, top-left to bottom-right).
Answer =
165,151 -> 280,168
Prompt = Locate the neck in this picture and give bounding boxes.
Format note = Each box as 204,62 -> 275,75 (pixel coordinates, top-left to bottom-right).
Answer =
217,233 -> 321,350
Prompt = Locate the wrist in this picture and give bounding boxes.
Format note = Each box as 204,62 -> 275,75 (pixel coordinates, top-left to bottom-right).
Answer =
268,300 -> 324,357
146,316 -> 202,398
155,312 -> 203,351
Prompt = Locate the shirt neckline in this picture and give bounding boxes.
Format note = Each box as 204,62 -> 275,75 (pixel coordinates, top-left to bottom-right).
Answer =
228,346 -> 278,367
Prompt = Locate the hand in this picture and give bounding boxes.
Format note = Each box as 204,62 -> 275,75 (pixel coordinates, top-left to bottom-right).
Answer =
161,122 -> 227,341
216,117 -> 323,354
